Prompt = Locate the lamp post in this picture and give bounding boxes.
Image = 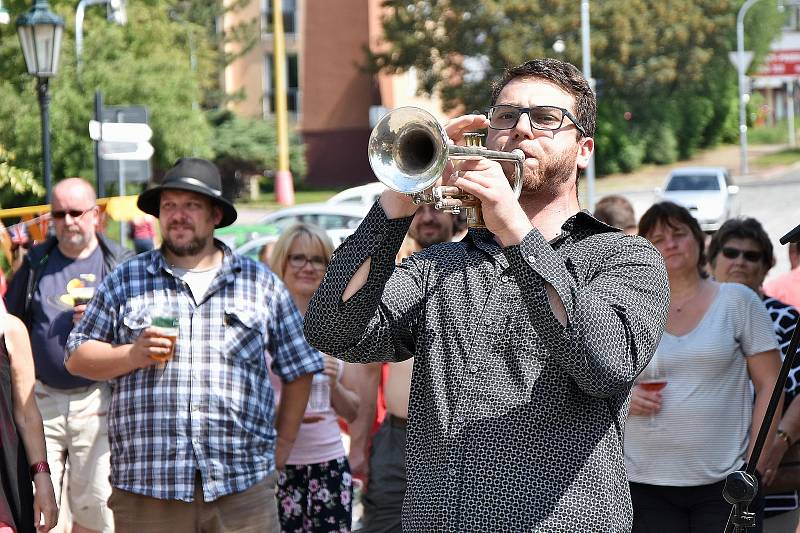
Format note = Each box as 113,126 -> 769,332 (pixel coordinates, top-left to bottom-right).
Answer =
580,0 -> 596,211
16,0 -> 64,204
737,0 -> 761,177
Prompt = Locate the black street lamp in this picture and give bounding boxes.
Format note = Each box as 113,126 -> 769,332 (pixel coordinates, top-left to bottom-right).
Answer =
16,0 -> 64,204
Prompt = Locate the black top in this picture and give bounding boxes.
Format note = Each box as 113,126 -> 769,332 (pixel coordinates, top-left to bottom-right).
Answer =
305,201 -> 670,532
0,331 -> 33,533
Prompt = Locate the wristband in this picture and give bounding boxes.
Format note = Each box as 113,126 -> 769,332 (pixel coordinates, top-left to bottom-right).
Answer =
29,461 -> 50,478
777,428 -> 793,448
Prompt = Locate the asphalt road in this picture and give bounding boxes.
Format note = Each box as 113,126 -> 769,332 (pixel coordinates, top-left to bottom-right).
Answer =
623,171 -> 800,282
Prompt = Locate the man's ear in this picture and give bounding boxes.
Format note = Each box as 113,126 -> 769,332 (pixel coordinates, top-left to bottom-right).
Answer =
213,205 -> 223,226
576,137 -> 594,170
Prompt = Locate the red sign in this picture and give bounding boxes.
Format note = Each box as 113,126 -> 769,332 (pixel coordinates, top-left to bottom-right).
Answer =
756,50 -> 800,76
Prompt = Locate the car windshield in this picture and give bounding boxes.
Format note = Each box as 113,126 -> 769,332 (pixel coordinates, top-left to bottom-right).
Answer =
665,174 -> 720,192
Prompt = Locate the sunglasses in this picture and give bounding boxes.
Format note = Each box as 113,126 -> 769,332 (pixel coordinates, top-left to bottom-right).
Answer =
721,246 -> 763,263
51,208 -> 93,220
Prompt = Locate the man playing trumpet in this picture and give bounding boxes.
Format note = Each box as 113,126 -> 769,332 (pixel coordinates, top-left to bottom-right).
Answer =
304,58 -> 669,531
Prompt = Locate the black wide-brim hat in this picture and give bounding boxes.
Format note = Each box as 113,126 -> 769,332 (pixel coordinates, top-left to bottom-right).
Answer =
137,157 -> 237,228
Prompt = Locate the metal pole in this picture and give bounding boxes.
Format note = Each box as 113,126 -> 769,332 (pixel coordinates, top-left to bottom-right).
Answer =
76,0 -> 110,72
37,78 -> 52,204
95,90 -> 105,197
580,0 -> 595,211
272,0 -> 295,205
788,81 -> 796,147
737,0 -> 759,177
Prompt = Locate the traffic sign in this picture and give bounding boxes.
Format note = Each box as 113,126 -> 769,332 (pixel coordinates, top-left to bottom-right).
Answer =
89,120 -> 152,142
729,51 -> 754,72
99,141 -> 154,161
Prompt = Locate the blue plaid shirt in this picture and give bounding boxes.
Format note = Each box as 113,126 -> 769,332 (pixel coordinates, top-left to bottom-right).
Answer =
67,242 -> 323,502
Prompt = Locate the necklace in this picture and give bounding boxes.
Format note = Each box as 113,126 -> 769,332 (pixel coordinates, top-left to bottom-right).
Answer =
671,285 -> 702,313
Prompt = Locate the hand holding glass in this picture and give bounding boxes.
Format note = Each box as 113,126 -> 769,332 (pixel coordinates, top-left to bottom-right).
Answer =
638,355 -> 668,426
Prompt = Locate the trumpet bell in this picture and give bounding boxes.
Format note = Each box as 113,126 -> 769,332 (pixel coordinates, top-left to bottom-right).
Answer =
368,107 -> 449,195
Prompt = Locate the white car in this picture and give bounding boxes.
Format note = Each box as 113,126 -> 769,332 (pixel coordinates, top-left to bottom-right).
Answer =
326,182 -> 386,207
236,229 -> 355,263
259,203 -> 368,232
654,167 -> 739,232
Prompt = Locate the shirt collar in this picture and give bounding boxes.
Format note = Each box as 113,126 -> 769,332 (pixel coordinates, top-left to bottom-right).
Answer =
466,209 -> 620,254
146,239 -> 241,278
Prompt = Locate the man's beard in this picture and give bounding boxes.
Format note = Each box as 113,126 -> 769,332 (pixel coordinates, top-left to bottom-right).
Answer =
411,224 -> 448,248
520,148 -> 577,197
162,234 -> 208,257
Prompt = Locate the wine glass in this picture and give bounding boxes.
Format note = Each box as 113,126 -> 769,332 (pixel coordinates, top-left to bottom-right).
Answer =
638,354 -> 668,426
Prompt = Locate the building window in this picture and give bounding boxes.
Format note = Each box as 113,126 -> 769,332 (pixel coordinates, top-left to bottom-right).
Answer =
264,53 -> 300,116
783,6 -> 800,31
261,0 -> 297,35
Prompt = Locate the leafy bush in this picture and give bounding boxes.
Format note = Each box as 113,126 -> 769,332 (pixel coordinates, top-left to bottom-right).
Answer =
644,125 -> 679,165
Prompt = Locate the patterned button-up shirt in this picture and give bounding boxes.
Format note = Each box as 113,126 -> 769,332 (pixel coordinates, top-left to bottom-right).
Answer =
305,202 -> 669,532
67,242 -> 323,502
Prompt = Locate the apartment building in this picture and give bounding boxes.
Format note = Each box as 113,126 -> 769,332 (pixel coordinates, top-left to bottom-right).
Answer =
222,0 -> 446,188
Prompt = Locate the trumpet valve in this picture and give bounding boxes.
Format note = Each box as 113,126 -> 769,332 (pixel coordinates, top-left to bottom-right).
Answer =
463,132 -> 486,148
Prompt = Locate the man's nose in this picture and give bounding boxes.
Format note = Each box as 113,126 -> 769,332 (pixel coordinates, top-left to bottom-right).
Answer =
511,112 -> 536,139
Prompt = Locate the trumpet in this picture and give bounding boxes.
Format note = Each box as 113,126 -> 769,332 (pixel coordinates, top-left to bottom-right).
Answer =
368,107 -> 525,228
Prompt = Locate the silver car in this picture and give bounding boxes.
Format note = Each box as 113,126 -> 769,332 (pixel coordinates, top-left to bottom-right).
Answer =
654,167 -> 739,232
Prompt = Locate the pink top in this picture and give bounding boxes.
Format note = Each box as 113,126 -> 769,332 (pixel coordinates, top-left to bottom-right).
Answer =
764,268 -> 800,310
130,218 -> 156,240
266,353 -> 345,466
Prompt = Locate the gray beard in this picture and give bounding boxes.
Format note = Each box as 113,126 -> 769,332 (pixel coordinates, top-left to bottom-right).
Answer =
162,235 -> 208,257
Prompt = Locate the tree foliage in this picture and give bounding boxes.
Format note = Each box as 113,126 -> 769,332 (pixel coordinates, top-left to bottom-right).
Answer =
368,0 -> 785,174
0,0 -> 295,206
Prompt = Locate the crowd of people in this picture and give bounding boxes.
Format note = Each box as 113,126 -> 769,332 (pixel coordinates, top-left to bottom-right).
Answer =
0,56 -> 798,533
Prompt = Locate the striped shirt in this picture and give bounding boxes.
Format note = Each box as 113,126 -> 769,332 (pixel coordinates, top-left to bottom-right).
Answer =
625,283 -> 779,486
67,242 -> 323,502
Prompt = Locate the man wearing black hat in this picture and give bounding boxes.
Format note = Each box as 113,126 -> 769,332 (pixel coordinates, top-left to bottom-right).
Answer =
65,158 -> 323,533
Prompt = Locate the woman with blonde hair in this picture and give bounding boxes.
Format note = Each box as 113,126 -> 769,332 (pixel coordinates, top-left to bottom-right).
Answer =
267,224 -> 360,532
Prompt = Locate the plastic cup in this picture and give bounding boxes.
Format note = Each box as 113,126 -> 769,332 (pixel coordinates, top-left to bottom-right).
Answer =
150,314 -> 179,363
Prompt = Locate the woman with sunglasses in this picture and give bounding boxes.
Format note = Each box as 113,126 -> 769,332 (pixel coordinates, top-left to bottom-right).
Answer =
624,202 -> 782,532
266,224 -> 360,532
708,217 -> 800,533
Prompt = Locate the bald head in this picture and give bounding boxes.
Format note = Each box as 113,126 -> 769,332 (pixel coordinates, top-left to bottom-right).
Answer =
53,178 -> 97,204
51,178 -> 99,258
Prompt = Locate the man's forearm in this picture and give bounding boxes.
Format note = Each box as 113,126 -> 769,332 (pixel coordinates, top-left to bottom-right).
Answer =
66,340 -> 140,380
779,393 -> 800,444
274,374 -> 313,468
348,363 -> 382,478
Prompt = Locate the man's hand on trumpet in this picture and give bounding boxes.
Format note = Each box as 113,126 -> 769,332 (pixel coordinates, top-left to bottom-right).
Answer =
444,114 -> 533,247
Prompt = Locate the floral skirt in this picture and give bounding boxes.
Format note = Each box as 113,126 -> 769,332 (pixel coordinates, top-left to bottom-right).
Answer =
277,456 -> 352,533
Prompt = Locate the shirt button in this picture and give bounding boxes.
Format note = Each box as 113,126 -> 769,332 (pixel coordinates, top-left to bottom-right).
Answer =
448,467 -> 456,476
456,415 -> 465,424
527,254 -> 536,264
484,319 -> 491,326
375,233 -> 384,241
470,365 -> 478,373
501,275 -> 509,283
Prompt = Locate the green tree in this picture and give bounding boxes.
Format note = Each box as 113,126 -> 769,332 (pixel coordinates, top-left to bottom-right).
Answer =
368,0 -> 784,173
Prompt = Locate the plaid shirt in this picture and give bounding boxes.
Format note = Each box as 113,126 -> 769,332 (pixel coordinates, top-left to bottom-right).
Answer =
67,242 -> 323,502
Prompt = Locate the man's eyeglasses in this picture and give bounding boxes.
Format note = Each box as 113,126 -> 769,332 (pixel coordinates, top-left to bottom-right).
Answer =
51,208 -> 94,220
288,253 -> 328,270
721,246 -> 763,263
487,104 -> 587,137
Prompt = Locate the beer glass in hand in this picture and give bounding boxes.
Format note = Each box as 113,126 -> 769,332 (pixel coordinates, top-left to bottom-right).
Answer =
638,354 -> 668,426
150,305 -> 180,367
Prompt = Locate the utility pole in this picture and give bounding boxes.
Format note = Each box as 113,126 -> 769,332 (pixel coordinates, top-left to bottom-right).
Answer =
580,0 -> 595,211
272,0 -> 295,205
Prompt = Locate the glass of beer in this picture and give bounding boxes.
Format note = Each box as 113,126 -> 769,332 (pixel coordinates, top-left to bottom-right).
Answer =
150,309 -> 180,365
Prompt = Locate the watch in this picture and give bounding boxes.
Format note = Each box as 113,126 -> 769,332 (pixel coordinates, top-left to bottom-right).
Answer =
29,461 -> 50,478
777,428 -> 793,448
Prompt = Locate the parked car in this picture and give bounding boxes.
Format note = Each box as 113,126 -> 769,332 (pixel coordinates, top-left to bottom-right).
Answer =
214,223 -> 280,249
236,228 -> 355,264
258,203 -> 368,232
654,167 -> 739,232
327,182 -> 386,206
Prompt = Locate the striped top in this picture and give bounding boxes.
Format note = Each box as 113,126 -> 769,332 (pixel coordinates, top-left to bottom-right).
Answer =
625,282 -> 778,486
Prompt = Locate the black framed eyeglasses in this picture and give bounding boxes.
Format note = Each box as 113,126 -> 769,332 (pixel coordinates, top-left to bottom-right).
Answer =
721,246 -> 763,263
288,253 -> 328,270
487,104 -> 587,137
51,208 -> 93,220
